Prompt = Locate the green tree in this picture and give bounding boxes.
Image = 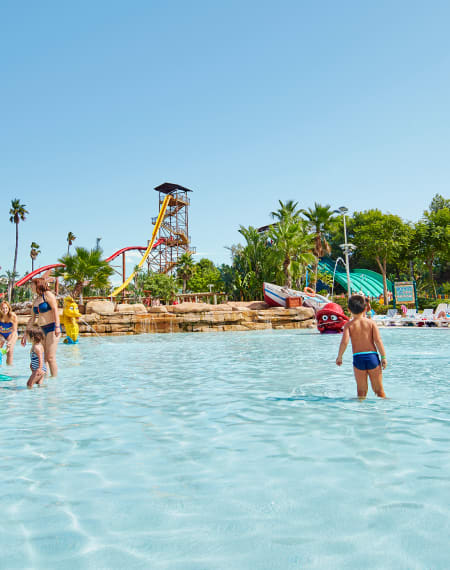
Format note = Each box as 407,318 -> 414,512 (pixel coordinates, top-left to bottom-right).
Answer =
30,242 -> 41,272
412,207 -> 450,297
352,210 -> 412,303
302,202 -> 336,291
9,198 -> 29,301
226,227 -> 279,300
55,247 -> 114,299
429,193 -> 450,213
188,258 -> 223,294
270,199 -> 302,222
176,252 -> 195,293
67,231 -> 76,255
2,270 -> 19,298
268,219 -> 315,288
141,272 -> 178,304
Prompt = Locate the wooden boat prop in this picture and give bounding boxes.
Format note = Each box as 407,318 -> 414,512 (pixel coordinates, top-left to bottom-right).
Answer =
263,282 -> 329,311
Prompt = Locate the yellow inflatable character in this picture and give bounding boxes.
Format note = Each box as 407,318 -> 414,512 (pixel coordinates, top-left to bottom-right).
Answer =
60,296 -> 82,344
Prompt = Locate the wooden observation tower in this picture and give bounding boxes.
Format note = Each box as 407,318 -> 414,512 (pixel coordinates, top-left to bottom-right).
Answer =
147,182 -> 195,274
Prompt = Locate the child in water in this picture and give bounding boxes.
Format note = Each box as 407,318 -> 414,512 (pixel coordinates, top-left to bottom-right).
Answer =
26,326 -> 47,388
336,294 -> 387,399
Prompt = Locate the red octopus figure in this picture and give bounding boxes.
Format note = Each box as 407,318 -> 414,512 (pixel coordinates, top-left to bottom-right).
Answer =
316,302 -> 349,334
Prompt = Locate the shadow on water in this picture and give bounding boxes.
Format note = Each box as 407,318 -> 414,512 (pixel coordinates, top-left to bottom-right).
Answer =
266,395 -> 356,403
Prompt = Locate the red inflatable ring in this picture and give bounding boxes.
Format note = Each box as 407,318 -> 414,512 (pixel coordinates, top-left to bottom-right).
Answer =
304,287 -> 316,296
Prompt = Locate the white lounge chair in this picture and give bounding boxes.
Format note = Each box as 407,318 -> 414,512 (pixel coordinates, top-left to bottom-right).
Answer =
419,308 -> 437,327
434,303 -> 449,327
402,308 -> 419,325
373,309 -> 402,326
386,309 -> 403,326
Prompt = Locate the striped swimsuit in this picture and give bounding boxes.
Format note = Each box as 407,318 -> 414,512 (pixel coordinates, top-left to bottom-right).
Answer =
30,349 -> 47,373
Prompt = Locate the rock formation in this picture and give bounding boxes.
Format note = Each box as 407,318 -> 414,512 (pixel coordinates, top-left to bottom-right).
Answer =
15,301 -> 316,336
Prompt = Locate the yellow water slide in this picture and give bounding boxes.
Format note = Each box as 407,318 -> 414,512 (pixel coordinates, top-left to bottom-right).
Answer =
111,194 -> 173,297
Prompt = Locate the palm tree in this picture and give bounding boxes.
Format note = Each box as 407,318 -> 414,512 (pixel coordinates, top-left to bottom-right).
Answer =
9,199 -> 29,301
268,219 -> 315,288
234,226 -> 279,300
1,270 -> 18,298
176,253 -> 195,293
30,242 -> 41,272
67,232 -> 76,255
55,247 -> 114,300
270,200 -> 302,222
302,203 -> 336,291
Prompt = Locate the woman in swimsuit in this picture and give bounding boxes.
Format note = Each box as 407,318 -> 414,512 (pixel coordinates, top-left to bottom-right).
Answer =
0,301 -> 18,365
21,277 -> 61,376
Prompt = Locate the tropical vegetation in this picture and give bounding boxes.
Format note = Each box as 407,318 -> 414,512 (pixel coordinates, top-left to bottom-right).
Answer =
55,247 -> 114,300
218,194 -> 449,302
67,232 -> 76,256
2,193 -> 448,305
30,242 -> 41,272
8,199 -> 28,301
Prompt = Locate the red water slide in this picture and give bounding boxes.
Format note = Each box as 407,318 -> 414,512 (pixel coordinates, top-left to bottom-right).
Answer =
15,264 -> 66,287
15,239 -> 166,288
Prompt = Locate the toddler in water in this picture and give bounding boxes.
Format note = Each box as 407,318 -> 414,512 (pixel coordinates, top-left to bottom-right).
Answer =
336,295 -> 387,399
26,326 -> 47,388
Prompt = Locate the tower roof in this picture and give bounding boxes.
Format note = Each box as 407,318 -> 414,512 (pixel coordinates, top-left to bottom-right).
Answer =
154,182 -> 193,194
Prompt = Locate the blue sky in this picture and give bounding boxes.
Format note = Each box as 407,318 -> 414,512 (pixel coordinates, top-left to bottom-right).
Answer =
1,0 -> 449,280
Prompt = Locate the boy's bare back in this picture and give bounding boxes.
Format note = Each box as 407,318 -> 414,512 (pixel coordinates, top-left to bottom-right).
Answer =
346,318 -> 379,354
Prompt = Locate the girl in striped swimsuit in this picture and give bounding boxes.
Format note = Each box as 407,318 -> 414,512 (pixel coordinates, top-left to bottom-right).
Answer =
26,326 -> 47,388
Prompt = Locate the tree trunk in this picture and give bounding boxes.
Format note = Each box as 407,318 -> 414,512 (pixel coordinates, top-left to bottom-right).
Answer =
10,222 -> 19,302
73,281 -> 84,301
67,243 -> 70,256
283,257 -> 291,288
183,278 -> 187,294
427,259 -> 437,299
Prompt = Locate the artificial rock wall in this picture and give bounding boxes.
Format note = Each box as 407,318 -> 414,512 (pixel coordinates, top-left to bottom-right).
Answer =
16,301 -> 316,336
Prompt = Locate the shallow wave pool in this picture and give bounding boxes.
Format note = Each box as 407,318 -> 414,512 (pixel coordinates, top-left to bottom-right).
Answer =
0,328 -> 449,569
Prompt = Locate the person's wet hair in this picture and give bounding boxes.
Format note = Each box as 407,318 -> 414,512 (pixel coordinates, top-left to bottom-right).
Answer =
348,294 -> 366,315
27,325 -> 45,344
31,278 -> 50,295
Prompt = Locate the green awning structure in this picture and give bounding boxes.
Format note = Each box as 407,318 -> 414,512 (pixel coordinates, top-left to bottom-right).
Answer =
318,258 -> 393,297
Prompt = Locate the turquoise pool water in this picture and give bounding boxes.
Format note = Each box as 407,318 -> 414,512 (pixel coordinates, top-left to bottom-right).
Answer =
0,328 -> 449,569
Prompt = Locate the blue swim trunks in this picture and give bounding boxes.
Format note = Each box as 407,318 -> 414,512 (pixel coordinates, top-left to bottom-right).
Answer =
353,351 -> 381,370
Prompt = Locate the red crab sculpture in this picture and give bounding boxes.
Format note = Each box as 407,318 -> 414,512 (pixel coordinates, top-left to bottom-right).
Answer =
316,302 -> 349,334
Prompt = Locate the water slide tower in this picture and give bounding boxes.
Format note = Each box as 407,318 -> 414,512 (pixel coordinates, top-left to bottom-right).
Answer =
147,182 -> 196,274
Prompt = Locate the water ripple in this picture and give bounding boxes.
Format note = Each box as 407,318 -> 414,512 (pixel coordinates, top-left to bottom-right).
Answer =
0,329 -> 448,569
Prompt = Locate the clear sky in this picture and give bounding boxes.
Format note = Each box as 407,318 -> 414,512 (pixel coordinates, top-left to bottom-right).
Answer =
1,0 -> 449,280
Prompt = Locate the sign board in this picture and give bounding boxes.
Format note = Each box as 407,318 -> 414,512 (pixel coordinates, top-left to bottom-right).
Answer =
394,281 -> 415,304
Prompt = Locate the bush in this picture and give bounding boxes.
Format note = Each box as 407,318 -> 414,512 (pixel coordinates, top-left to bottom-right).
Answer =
417,297 -> 449,310
370,300 -> 390,315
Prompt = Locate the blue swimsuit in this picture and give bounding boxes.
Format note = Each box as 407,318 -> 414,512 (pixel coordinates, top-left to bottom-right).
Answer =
33,294 -> 56,335
353,351 -> 381,370
0,321 -> 13,340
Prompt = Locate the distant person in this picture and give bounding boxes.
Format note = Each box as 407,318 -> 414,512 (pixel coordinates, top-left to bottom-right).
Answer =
26,325 -> 47,388
0,301 -> 18,365
365,297 -> 372,318
336,294 -> 387,399
22,278 -> 61,376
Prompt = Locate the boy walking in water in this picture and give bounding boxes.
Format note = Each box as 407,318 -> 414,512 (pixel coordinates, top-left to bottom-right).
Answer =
336,295 -> 387,399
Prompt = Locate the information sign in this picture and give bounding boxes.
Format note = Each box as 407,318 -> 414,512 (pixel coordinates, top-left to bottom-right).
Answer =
394,281 -> 415,304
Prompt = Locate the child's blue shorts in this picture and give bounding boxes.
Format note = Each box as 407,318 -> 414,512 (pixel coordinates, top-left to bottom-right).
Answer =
353,351 -> 380,370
